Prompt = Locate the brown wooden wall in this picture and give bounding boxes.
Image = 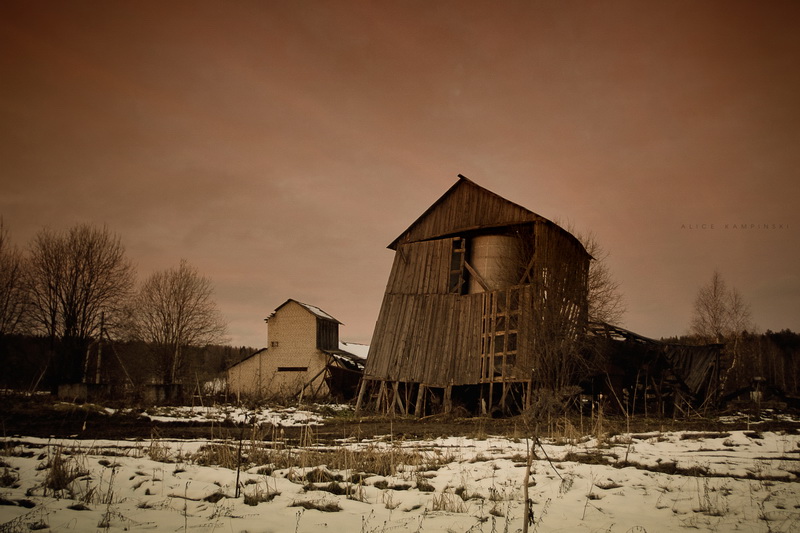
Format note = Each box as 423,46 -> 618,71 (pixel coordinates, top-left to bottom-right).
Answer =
385,238 -> 452,294
530,222 -> 590,337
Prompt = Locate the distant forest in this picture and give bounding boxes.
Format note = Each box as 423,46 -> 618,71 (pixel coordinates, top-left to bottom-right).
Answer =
0,334 -> 256,395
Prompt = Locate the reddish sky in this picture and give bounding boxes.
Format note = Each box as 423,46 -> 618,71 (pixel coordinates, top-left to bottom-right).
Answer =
2,1 -> 798,348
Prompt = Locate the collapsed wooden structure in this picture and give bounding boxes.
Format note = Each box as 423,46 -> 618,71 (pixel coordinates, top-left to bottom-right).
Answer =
355,176 -> 590,416
586,322 -> 723,417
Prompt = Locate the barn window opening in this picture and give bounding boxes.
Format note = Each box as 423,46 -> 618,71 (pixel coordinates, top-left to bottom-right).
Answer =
494,334 -> 505,353
448,237 -> 467,294
277,367 -> 308,372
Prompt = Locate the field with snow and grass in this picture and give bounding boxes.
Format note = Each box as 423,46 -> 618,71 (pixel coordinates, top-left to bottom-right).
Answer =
1,407 -> 799,533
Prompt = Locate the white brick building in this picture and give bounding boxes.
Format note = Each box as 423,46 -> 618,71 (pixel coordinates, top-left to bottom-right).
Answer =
227,299 -> 365,401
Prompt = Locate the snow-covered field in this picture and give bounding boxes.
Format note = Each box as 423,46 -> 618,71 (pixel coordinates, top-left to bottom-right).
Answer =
137,404 -> 336,426
1,410 -> 799,532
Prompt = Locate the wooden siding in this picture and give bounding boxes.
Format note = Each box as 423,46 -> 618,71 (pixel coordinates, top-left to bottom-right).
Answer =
386,238 -> 453,295
365,292 -> 483,387
530,222 -> 590,338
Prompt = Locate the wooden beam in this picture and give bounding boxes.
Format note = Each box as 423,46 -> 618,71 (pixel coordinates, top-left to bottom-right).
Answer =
525,379 -> 532,410
518,252 -> 538,285
375,381 -> 387,413
392,381 -> 406,415
354,379 -> 369,414
297,366 -> 327,402
414,384 -> 426,417
464,261 -> 490,292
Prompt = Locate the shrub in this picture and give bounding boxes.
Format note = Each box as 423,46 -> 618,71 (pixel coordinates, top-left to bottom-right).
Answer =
290,499 -> 341,512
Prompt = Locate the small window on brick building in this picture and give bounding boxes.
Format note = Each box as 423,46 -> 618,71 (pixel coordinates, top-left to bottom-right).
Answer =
271,341 -> 279,347
277,367 -> 308,372
316,319 -> 339,351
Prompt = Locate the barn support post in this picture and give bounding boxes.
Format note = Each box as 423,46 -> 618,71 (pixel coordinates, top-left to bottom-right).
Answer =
375,381 -> 387,413
414,384 -> 426,417
354,379 -> 369,414
673,389 -> 683,420
387,381 -> 397,414
500,381 -> 510,413
525,379 -> 532,410
651,376 -> 662,417
391,381 -> 406,415
443,385 -> 453,414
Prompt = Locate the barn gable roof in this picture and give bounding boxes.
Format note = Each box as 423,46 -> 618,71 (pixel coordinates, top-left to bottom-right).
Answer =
226,347 -> 266,370
388,175 -> 585,255
265,299 -> 342,324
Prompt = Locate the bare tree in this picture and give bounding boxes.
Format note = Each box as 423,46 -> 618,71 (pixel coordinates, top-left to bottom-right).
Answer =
557,223 -> 625,325
26,224 -> 135,384
579,231 -> 625,325
130,259 -> 227,384
0,218 -> 27,335
690,270 -> 753,394
689,270 -> 752,342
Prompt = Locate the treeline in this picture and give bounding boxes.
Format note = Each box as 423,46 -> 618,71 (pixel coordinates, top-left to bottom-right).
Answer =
0,219 -> 235,390
0,333 -> 256,392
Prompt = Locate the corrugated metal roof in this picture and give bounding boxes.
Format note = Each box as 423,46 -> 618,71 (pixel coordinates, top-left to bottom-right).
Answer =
339,341 -> 369,360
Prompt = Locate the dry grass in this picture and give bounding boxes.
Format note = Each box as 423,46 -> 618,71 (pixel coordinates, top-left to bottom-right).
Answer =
187,438 -> 453,482
243,487 -> 280,506
429,490 -> 467,513
1,467 -> 19,488
43,447 -> 89,498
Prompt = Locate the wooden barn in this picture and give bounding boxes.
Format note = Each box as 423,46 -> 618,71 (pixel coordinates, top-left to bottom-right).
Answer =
355,176 -> 591,416
227,300 -> 365,401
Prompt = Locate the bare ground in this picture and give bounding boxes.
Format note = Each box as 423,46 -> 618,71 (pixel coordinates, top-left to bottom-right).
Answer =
2,394 -> 798,443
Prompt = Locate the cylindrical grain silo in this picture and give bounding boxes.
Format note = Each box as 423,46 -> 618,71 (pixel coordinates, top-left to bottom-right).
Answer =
468,234 -> 525,293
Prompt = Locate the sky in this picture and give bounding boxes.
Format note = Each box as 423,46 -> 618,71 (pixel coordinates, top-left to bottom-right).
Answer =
1,1 -> 798,349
